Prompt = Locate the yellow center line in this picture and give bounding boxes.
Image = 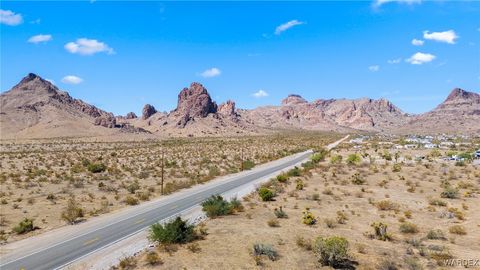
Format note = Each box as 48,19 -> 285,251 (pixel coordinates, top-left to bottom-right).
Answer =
83,237 -> 100,246
134,218 -> 146,224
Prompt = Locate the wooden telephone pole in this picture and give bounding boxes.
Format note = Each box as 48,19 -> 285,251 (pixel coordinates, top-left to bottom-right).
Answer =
161,149 -> 165,195
240,147 -> 244,171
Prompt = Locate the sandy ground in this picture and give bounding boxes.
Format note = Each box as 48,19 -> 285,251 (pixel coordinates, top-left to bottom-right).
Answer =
127,144 -> 480,270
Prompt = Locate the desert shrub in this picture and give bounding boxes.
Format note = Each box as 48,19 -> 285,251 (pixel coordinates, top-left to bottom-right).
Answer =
371,222 -> 391,241
61,196 -> 84,224
351,173 -> 366,185
267,218 -> 280,227
346,154 -> 361,165
405,257 -> 423,270
382,151 -> 392,161
311,150 -> 327,163
324,218 -> 336,228
126,182 -> 140,194
149,217 -> 196,244
448,225 -> 466,235
87,163 -> 106,173
399,222 -> 419,234
242,160 -> 255,170
392,163 -> 401,172
274,206 -> 288,218
440,187 -> 459,199
295,179 -> 304,190
429,198 -> 447,207
330,155 -> 343,164
296,235 -> 312,250
313,236 -> 351,268
287,167 -> 301,177
376,200 -> 399,211
426,229 -> 446,240
258,187 -> 275,201
201,195 -> 234,218
13,218 -> 35,234
145,251 -> 162,266
336,211 -> 348,224
377,259 -> 398,270
302,208 -> 317,225
118,255 -> 136,270
276,174 -> 288,183
253,244 -> 278,261
229,197 -> 244,212
186,242 -> 201,253
124,196 -> 139,206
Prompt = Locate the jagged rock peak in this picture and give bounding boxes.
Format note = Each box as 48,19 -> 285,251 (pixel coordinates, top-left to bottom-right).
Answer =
175,82 -> 218,127
142,104 -> 157,120
218,100 -> 238,118
11,73 -> 57,93
445,88 -> 480,102
281,94 -> 308,105
126,112 -> 137,119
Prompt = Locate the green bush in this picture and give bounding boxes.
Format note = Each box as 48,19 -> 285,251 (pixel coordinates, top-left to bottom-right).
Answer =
392,163 -> 401,172
399,222 -> 419,234
302,208 -> 317,225
201,195 -> 234,218
87,163 -> 106,173
314,236 -> 350,268
440,187 -> 459,199
346,154 -> 361,165
149,217 -> 196,244
242,160 -> 255,170
276,174 -> 288,183
274,206 -> 288,218
426,229 -> 446,240
287,167 -> 301,177
311,150 -> 327,163
61,196 -> 84,224
258,187 -> 275,201
330,155 -> 343,164
295,179 -> 304,190
13,218 -> 35,234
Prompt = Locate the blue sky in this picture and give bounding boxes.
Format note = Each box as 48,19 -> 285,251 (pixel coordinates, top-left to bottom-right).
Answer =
1,1 -> 479,115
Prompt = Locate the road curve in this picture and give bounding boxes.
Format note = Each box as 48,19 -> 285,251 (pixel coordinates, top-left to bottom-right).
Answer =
1,150 -> 314,270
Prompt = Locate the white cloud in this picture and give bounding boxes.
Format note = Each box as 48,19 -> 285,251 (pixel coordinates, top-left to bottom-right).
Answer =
387,58 -> 402,64
275,20 -> 305,35
0,9 -> 23,26
61,75 -> 83,84
411,39 -> 424,46
406,52 -> 436,65
28,34 -> 52,44
200,67 -> 221,78
423,30 -> 458,44
373,0 -> 421,7
65,38 -> 114,55
369,65 -> 380,72
253,90 -> 268,98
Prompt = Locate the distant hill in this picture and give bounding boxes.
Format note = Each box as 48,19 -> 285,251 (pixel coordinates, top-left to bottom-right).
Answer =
1,73 -> 478,139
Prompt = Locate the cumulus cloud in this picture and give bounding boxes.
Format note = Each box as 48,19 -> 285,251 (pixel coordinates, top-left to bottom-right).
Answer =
411,39 -> 424,46
61,75 -> 83,84
65,38 -> 114,55
423,30 -> 458,44
369,65 -> 380,72
200,67 -> 221,78
387,58 -> 402,64
253,90 -> 268,98
406,52 -> 436,65
373,0 -> 421,7
275,20 -> 305,35
0,9 -> 23,26
28,34 -> 52,44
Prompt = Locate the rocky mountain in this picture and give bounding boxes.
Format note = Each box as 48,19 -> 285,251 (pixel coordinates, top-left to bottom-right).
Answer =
240,94 -> 408,132
0,73 -> 145,139
1,73 -> 478,139
400,88 -> 480,134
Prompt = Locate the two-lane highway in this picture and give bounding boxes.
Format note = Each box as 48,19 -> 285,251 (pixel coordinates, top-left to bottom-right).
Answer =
1,150 -> 313,270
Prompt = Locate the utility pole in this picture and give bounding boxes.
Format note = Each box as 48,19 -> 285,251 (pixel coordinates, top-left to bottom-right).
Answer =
161,148 -> 165,195
240,147 -> 244,171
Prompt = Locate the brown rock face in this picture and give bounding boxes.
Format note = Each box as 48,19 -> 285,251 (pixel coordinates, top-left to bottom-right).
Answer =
142,104 -> 157,120
281,94 -> 308,105
173,82 -> 218,127
94,114 -> 116,128
126,112 -> 137,119
218,100 -> 238,117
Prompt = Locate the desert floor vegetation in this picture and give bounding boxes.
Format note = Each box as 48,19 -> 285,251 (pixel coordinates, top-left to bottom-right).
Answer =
127,138 -> 479,269
0,132 -> 337,242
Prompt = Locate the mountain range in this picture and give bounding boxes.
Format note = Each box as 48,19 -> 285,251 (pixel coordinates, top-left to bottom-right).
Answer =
1,73 -> 479,139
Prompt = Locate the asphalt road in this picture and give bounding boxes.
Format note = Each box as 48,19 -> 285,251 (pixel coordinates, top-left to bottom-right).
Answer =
1,150 -> 313,270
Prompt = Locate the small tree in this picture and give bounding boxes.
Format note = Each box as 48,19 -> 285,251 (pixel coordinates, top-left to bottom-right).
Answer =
61,196 -> 84,224
201,195 -> 234,218
149,217 -> 196,244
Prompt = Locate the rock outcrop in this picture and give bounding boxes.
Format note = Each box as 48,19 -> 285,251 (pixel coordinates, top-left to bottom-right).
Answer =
94,114 -> 117,128
142,104 -> 157,120
126,112 -> 137,119
281,94 -> 308,105
218,100 -> 239,121
172,82 -> 218,127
